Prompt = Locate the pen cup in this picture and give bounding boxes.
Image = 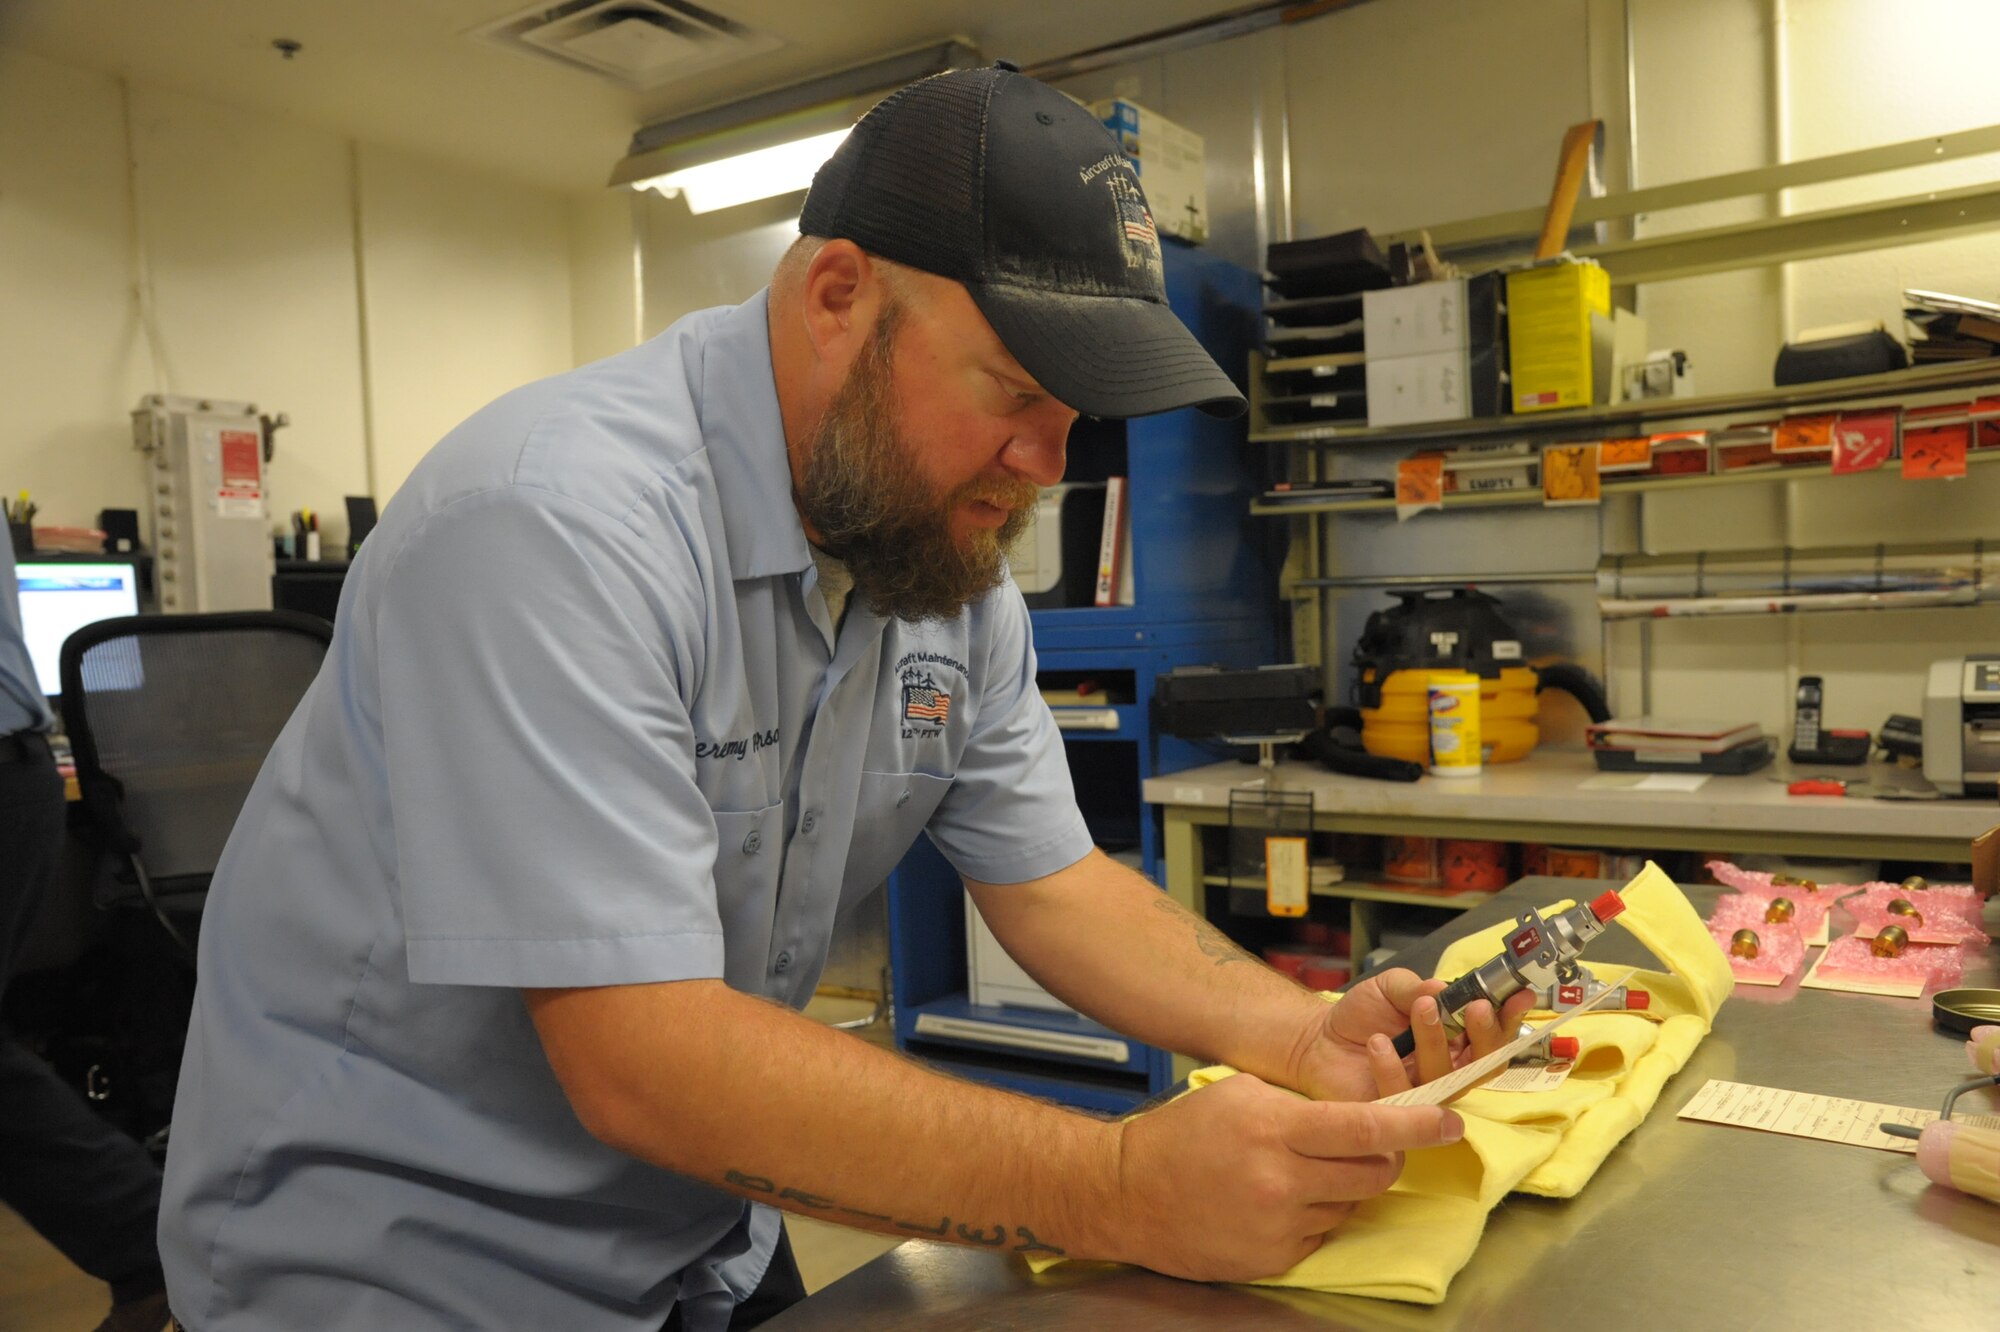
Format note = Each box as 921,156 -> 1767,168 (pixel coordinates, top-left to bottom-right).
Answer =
304,531 -> 321,562
7,522 -> 30,557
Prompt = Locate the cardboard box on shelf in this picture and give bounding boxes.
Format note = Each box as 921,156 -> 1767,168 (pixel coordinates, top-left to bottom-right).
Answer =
1091,98 -> 1207,244
1507,260 -> 1611,413
1366,346 -> 1507,427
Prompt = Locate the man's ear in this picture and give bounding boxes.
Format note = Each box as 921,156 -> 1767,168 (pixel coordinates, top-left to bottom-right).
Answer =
800,239 -> 885,368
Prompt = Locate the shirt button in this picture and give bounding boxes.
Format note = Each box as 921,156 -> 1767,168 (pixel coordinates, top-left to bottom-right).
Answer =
742,831 -> 761,854
774,951 -> 792,974
800,812 -> 817,834
896,789 -> 911,807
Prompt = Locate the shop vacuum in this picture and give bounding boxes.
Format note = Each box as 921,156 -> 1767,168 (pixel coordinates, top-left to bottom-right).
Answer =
1313,587 -> 1612,780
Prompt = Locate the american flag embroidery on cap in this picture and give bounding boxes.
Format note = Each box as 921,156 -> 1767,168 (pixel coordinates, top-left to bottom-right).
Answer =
902,682 -> 951,725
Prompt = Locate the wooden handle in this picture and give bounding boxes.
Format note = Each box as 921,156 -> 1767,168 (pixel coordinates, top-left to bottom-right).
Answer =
1536,120 -> 1603,261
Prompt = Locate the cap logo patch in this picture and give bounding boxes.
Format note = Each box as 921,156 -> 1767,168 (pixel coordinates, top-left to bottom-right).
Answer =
1105,170 -> 1163,278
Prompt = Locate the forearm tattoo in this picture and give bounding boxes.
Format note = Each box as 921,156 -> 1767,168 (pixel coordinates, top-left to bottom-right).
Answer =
722,1169 -> 1066,1257
1153,894 -> 1255,968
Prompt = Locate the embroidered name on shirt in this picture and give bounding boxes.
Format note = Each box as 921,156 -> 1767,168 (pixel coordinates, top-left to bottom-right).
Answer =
695,728 -> 781,761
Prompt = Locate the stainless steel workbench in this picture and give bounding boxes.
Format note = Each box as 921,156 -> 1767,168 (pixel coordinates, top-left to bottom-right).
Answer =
766,876 -> 2000,1330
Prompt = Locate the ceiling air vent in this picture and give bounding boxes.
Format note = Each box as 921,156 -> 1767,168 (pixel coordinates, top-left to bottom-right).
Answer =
472,1 -> 782,90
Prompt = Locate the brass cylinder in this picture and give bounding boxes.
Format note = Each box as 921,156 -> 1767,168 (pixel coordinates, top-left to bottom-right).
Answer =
1901,875 -> 1929,893
1764,898 -> 1796,924
1772,873 -> 1801,886
1886,899 -> 1924,926
1729,928 -> 1761,959
1871,925 -> 1909,958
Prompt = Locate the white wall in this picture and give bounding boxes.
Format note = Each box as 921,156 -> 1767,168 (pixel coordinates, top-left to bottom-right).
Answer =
0,46 -> 636,555
1620,0 -> 2000,735
356,143 -> 575,500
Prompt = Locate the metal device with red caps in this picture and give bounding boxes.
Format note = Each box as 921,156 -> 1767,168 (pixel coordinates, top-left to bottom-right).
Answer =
1392,890 -> 1626,1057
1516,1031 -> 1582,1066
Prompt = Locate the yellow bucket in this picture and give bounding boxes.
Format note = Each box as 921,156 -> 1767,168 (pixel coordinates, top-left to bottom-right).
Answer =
1360,666 -> 1540,765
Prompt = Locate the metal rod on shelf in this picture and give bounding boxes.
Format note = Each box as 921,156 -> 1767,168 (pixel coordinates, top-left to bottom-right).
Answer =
1297,571 -> 1593,588
1595,538 -> 2000,619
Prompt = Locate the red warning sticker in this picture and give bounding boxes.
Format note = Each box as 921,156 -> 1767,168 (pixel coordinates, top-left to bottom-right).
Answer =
219,430 -> 262,501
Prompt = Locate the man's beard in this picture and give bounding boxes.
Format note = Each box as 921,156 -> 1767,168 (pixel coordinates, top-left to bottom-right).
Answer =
797,303 -> 1039,623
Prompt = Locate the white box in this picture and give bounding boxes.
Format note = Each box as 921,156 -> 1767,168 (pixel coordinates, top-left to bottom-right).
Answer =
1091,98 -> 1207,244
966,890 -> 1076,1013
1366,348 -> 1474,427
1363,280 -> 1469,359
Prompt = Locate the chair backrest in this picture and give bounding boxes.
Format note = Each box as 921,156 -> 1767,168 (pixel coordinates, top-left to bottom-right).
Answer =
59,611 -> 332,883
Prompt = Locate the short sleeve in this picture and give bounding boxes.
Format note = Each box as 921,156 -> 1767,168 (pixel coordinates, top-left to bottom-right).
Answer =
374,485 -> 724,988
923,584 -> 1094,884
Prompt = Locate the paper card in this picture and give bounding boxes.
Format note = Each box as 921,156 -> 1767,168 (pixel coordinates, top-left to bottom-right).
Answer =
1774,414 -> 1835,454
1677,1078 -> 2000,1153
1377,968 -> 1633,1107
1904,422 -> 1970,479
1797,948 -> 1924,997
1265,836 -> 1309,918
1633,773 -> 1710,792
1396,454 -> 1444,521
1542,443 -> 1601,505
1597,437 -> 1653,472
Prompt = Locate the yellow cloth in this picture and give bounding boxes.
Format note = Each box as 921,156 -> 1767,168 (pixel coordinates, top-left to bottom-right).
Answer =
1031,863 -> 1732,1302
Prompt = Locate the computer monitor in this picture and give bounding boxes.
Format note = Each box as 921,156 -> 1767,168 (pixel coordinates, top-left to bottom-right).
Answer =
15,560 -> 142,698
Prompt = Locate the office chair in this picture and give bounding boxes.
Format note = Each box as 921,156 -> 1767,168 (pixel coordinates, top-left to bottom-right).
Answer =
59,611 -> 332,961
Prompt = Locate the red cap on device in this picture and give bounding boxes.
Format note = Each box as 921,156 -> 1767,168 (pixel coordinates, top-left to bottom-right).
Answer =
1548,1036 -> 1580,1059
1590,891 -> 1625,924
1625,989 -> 1651,1010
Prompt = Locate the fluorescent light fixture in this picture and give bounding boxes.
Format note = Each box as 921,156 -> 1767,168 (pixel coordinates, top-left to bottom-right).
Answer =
631,126 -> 851,213
607,40 -> 980,210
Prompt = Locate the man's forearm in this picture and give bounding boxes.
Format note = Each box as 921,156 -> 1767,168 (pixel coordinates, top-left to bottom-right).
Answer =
967,852 -> 1325,1087
525,980 -> 1118,1260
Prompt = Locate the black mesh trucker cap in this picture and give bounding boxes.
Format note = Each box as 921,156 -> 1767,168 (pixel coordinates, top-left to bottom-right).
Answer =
799,62 -> 1245,419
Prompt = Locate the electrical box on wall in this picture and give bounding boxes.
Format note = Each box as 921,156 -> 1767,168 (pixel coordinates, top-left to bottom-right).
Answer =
130,394 -> 275,612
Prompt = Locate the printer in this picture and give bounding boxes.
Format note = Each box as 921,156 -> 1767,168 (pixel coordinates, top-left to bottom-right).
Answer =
1924,655 -> 2000,796
1007,481 -> 1106,610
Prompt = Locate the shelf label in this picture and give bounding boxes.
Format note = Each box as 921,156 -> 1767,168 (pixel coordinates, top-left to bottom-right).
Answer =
1903,419 -> 1969,479
1265,836 -> 1310,917
1773,413 -> 1835,454
1832,409 -> 1897,474
1542,443 -> 1601,505
1395,454 -> 1444,521
1597,437 -> 1652,471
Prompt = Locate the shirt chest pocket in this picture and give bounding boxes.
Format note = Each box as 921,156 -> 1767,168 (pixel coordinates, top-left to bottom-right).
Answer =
837,771 -> 952,913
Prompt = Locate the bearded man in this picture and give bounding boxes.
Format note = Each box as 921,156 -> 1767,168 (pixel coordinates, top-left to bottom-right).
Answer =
159,64 -> 1521,1332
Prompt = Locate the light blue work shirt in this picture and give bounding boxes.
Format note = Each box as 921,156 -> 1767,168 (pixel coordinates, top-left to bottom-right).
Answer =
160,290 -> 1094,1330
0,539 -> 54,734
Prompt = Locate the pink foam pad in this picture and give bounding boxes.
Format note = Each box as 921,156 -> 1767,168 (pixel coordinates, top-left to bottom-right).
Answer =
1815,934 -> 1963,990
1844,884 -> 1986,934
1708,919 -> 1805,982
1845,900 -> 1985,946
1708,888 -> 1836,940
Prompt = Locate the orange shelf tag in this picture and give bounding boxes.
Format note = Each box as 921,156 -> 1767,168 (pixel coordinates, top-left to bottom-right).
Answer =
1542,443 -> 1601,505
1903,423 -> 1969,479
1597,437 -> 1653,471
1773,414 -> 1835,454
1396,454 -> 1445,521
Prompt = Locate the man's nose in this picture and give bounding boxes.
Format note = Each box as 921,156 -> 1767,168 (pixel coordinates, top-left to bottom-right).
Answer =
1002,402 -> 1076,488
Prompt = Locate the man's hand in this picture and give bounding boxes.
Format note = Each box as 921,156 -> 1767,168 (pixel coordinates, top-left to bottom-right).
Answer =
1281,968 -> 1535,1103
1111,1072 -> 1463,1282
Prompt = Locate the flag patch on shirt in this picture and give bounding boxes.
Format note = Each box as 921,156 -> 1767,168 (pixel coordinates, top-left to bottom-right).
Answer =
902,683 -> 951,725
